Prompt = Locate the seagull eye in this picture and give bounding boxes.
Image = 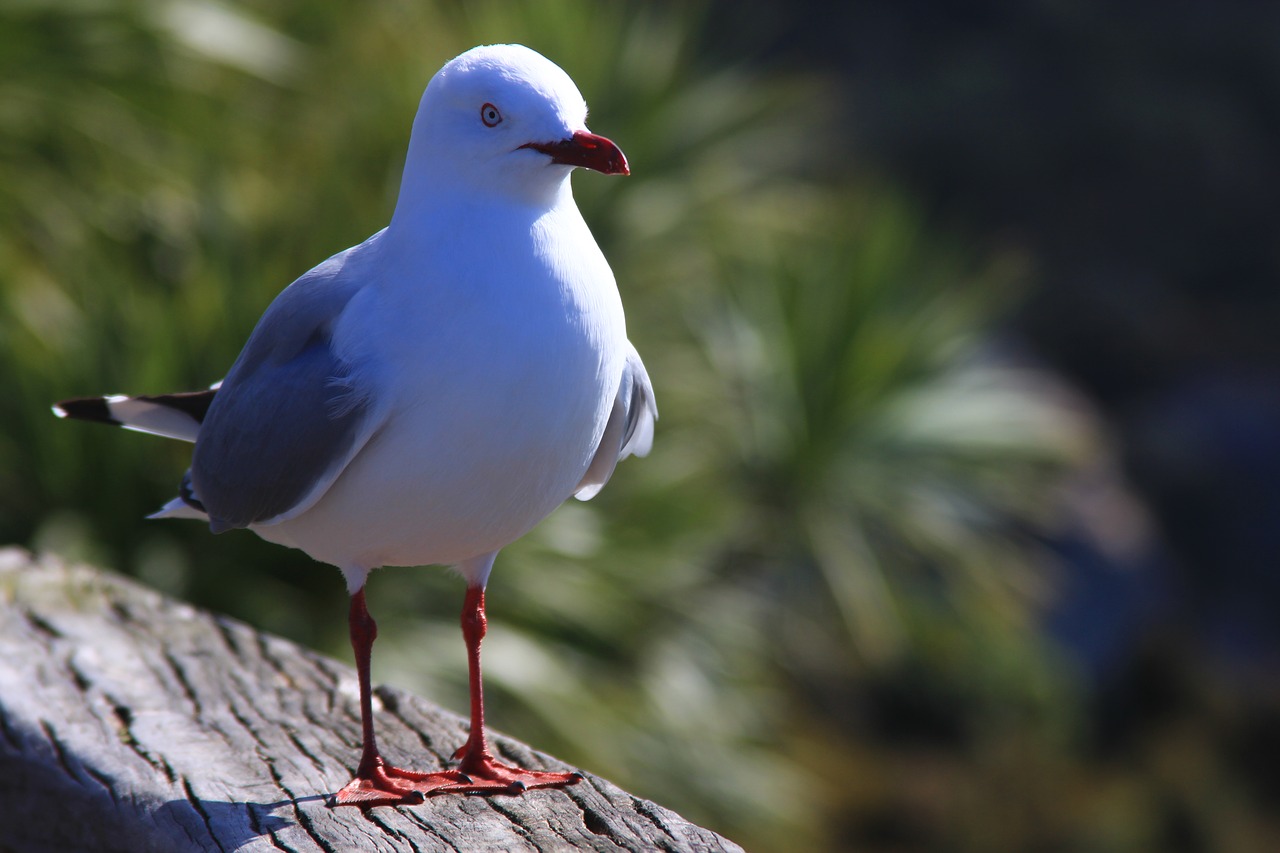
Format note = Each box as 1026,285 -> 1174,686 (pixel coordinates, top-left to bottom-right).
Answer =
480,103 -> 503,127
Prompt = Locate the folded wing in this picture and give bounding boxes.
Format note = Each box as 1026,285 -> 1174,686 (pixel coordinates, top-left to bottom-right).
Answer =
574,341 -> 657,501
191,249 -> 386,533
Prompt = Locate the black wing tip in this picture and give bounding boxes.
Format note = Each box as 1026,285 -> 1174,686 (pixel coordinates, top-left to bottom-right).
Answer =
52,396 -> 121,426
138,389 -> 217,424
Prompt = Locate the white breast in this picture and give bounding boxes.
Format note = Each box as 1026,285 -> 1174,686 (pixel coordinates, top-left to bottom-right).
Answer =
260,200 -> 626,571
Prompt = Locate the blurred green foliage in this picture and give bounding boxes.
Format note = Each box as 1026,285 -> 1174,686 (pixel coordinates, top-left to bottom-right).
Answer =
5,2 -> 1238,851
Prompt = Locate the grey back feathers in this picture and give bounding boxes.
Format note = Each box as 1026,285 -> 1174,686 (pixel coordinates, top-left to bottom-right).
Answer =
52,241 -> 380,534
191,243 -> 378,532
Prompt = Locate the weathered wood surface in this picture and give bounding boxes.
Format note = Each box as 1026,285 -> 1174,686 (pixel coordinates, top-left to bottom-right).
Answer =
0,549 -> 742,853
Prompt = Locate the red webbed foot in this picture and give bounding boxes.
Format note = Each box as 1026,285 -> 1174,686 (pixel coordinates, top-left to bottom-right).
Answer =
330,762 -> 471,807
431,742 -> 583,795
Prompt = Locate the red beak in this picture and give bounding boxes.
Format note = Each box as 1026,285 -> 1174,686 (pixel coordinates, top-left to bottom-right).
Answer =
520,131 -> 630,176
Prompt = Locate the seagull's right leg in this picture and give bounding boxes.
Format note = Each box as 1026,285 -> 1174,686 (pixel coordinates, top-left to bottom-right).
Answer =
330,587 -> 467,806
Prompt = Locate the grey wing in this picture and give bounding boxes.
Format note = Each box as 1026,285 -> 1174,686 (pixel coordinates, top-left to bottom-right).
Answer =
189,243 -> 386,532
575,341 -> 658,501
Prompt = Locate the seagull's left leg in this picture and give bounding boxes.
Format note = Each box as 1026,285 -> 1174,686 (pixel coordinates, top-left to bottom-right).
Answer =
435,554 -> 583,794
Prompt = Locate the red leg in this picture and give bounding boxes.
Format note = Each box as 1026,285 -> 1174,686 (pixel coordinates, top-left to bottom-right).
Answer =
330,589 -> 469,806
433,585 -> 582,795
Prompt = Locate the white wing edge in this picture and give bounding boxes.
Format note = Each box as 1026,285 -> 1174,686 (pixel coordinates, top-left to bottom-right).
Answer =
574,343 -> 657,501
148,497 -> 208,521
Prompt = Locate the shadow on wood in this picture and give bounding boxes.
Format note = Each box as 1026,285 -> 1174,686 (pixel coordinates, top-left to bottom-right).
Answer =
0,549 -> 742,852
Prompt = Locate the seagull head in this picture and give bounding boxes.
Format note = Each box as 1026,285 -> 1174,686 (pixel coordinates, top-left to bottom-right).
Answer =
398,44 -> 628,208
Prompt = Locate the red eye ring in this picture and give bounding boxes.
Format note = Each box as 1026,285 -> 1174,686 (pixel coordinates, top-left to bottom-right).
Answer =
480,103 -> 502,127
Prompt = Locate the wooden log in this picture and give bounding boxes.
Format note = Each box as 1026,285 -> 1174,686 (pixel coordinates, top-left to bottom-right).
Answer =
0,548 -> 742,853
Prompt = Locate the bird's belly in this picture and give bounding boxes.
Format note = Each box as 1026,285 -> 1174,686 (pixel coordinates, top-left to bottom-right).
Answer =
261,332 -> 618,571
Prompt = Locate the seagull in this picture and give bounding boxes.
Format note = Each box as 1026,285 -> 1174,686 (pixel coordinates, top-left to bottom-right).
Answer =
53,43 -> 656,807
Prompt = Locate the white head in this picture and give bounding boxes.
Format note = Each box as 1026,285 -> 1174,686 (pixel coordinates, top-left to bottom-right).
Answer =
394,44 -> 628,212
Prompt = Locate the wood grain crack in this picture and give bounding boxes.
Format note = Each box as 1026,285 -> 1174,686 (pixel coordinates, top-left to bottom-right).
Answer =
0,551 -> 743,852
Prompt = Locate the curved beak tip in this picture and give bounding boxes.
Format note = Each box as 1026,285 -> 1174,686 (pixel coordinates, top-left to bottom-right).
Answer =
521,131 -> 630,176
